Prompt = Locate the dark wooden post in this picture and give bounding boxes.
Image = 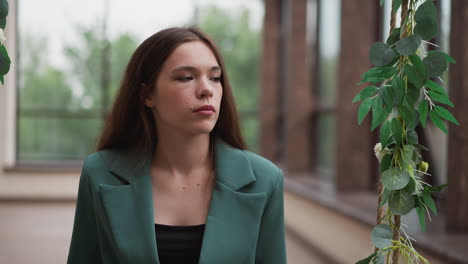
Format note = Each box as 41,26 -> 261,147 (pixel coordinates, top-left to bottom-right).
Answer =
284,0 -> 315,172
447,0 -> 468,233
336,0 -> 379,190
260,0 -> 282,161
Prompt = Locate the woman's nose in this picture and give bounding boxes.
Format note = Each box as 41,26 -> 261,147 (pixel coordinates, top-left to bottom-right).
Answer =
197,78 -> 214,99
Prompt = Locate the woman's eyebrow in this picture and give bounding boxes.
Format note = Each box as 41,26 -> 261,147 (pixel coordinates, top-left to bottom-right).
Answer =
172,65 -> 221,73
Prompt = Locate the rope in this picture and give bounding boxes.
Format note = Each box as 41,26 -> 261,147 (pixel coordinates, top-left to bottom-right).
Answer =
392,215 -> 401,263
375,2 -> 409,262
391,2 -> 409,262
375,0 -> 399,254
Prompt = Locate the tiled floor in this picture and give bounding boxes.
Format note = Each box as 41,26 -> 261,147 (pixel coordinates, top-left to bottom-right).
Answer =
0,201 -> 322,264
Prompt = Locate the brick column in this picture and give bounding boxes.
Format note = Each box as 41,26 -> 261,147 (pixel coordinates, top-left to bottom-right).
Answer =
260,0 -> 282,161
336,0 -> 379,190
447,1 -> 468,233
284,0 -> 315,173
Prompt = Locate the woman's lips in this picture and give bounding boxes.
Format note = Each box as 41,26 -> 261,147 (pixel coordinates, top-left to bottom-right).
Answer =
194,105 -> 215,115
195,110 -> 214,115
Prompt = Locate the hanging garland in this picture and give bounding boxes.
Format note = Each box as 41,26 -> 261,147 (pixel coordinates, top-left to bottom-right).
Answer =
353,0 -> 456,263
0,0 -> 9,84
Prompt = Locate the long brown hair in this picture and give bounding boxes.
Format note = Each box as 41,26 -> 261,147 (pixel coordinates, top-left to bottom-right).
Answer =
96,27 -> 247,155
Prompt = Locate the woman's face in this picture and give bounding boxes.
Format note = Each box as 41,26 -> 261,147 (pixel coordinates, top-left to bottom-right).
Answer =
145,41 -> 223,136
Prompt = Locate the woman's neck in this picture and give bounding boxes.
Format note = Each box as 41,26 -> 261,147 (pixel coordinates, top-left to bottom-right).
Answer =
152,133 -> 213,179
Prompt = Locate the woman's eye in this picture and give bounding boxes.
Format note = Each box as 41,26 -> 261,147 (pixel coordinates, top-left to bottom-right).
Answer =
177,76 -> 193,81
211,76 -> 221,82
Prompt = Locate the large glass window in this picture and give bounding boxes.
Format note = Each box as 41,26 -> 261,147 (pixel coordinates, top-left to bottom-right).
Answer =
315,0 -> 341,175
17,0 -> 263,163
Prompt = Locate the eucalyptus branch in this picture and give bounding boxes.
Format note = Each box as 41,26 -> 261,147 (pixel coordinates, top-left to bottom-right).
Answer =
354,0 -> 458,263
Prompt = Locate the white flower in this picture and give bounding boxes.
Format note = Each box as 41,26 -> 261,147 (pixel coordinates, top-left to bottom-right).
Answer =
0,28 -> 5,46
374,142 -> 391,163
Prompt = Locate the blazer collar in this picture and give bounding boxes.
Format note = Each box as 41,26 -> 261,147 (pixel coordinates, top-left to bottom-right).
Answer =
102,138 -> 256,190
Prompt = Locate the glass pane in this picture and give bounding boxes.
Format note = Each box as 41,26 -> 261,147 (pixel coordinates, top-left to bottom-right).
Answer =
316,114 -> 336,175
317,0 -> 341,107
18,117 -> 102,160
17,0 -> 263,161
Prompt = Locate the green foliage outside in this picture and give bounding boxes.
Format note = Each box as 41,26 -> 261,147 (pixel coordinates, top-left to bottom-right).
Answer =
18,5 -> 261,160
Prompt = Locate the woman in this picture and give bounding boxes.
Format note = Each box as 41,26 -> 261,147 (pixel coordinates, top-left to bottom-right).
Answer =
67,27 -> 287,264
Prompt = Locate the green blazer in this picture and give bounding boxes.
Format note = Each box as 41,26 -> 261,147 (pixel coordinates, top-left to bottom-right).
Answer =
67,139 -> 287,264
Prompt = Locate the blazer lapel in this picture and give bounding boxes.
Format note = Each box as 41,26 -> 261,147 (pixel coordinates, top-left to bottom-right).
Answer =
98,149 -> 160,264
198,140 -> 266,263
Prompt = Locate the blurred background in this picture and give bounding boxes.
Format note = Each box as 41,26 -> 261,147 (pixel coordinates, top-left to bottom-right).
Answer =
0,0 -> 467,263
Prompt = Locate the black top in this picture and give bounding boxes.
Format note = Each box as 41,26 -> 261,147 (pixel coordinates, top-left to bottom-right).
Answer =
154,223 -> 206,264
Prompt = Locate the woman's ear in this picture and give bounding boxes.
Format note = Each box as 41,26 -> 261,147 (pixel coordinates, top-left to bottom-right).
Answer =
140,83 -> 155,108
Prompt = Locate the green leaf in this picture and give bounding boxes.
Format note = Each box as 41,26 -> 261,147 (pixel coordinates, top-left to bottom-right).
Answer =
415,0 -> 437,23
408,54 -> 427,79
389,189 -> 415,215
407,129 -> 418,145
416,205 -> 427,232
419,100 -> 429,128
434,106 -> 459,125
414,0 -> 438,41
391,76 -> 405,104
358,98 -> 373,125
374,253 -> 384,264
425,79 -> 447,95
370,42 -> 397,67
0,44 -> 10,61
353,86 -> 379,103
371,97 -> 390,131
380,154 -> 392,174
401,145 -> 415,168
425,184 -> 448,193
0,75 -> 3,85
371,224 -> 393,249
379,0 -> 385,6
422,192 -> 437,216
424,52 -> 448,78
403,177 -> 416,194
361,66 -> 398,81
429,110 -> 448,134
400,145 -> 414,168
428,50 -> 456,64
358,76 -> 386,85
393,0 -> 403,12
391,118 -> 403,146
0,17 -> 5,29
415,18 -> 438,41
380,187 -> 390,207
406,83 -> 421,109
404,64 -> 424,88
382,167 -> 410,190
380,85 -> 395,109
396,35 -> 422,56
387,28 -> 401,46
428,90 -> 454,107
0,0 -> 9,18
399,104 -> 417,130
356,252 -> 378,264
380,121 -> 392,149
0,45 -> 11,76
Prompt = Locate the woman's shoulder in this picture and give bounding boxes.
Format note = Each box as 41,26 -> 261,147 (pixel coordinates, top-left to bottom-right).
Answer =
240,149 -> 284,187
82,149 -> 117,171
